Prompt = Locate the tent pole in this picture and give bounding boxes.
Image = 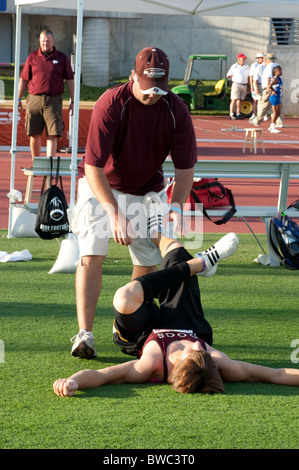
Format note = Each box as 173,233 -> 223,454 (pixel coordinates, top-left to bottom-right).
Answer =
69,0 -> 83,213
8,4 -> 22,238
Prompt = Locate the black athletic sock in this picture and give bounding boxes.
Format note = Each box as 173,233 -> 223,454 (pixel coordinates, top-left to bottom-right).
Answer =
135,262 -> 191,301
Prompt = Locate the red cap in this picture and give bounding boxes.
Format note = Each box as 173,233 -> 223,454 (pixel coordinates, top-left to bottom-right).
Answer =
135,47 -> 169,95
237,53 -> 247,59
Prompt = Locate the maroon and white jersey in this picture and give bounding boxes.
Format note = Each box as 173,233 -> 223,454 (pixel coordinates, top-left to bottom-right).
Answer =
140,329 -> 206,382
79,81 -> 197,195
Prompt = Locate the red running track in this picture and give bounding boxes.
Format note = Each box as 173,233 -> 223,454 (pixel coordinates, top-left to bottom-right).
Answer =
1,115 -> 298,233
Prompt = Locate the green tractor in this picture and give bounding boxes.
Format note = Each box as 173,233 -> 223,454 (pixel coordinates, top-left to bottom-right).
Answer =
172,54 -> 253,117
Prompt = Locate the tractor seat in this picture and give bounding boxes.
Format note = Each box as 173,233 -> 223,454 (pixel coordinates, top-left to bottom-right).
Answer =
203,79 -> 225,97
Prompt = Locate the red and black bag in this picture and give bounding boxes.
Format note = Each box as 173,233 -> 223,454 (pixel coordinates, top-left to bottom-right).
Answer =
167,178 -> 236,225
190,178 -> 236,225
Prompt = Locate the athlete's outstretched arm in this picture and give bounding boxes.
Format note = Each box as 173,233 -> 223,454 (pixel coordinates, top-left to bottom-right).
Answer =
209,347 -> 299,386
53,355 -> 159,397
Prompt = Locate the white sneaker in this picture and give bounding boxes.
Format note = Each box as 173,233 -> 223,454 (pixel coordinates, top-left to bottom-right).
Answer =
71,329 -> 97,359
143,192 -> 166,244
195,233 -> 239,277
269,127 -> 281,134
263,115 -> 268,121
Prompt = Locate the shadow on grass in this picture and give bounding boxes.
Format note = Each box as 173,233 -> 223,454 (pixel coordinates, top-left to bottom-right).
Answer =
70,379 -> 299,400
0,302 -> 79,318
223,382 -> 299,397
73,382 -> 158,400
214,263 -> 299,277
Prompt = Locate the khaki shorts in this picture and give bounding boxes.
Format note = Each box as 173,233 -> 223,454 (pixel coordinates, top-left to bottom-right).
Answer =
230,82 -> 248,100
25,94 -> 63,136
72,177 -> 168,266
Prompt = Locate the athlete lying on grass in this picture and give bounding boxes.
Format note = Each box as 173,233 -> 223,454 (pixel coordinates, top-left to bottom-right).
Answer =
54,228 -> 299,397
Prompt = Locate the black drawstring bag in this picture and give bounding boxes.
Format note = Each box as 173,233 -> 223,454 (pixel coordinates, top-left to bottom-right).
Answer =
35,157 -> 69,239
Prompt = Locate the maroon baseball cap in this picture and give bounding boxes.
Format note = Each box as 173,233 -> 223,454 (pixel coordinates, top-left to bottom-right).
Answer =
135,47 -> 169,95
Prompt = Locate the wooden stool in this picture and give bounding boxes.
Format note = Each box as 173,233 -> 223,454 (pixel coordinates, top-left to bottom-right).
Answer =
242,128 -> 265,154
23,173 -> 50,203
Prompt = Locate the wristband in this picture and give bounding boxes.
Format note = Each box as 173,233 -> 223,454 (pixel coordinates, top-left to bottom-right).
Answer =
70,100 -> 74,104
18,99 -> 21,102
169,206 -> 182,214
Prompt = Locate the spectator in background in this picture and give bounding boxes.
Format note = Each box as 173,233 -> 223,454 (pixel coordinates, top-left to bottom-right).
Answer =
18,29 -> 74,160
249,55 -> 266,124
249,52 -> 265,123
268,65 -> 283,134
227,53 -> 249,120
251,53 -> 284,128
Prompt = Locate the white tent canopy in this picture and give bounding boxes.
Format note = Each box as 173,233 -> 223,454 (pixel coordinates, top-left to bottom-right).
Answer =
8,0 -> 299,237
14,1 -> 299,17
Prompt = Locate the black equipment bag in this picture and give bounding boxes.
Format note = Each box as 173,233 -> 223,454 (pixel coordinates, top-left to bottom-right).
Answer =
35,157 -> 69,239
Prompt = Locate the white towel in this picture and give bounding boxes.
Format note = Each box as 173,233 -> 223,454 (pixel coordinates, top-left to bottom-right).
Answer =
0,249 -> 32,262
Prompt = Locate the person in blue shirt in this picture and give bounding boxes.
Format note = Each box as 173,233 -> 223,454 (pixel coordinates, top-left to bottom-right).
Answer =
268,66 -> 283,134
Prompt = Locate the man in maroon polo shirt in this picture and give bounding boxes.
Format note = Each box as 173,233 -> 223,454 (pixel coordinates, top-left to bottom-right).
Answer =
18,29 -> 74,159
70,47 -> 197,359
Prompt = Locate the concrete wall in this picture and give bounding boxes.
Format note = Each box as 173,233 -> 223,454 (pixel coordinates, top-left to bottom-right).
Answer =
109,15 -> 271,79
27,15 -> 77,58
270,45 -> 299,115
108,15 -> 299,115
0,12 -> 29,65
82,18 -> 110,87
1,2 -> 298,114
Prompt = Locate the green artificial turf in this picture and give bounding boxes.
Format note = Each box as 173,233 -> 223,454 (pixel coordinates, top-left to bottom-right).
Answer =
0,231 -> 298,450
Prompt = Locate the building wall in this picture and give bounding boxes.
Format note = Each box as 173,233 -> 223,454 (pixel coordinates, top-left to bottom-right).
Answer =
0,12 -> 29,65
109,15 -> 271,79
1,3 -> 298,114
27,14 -> 77,59
108,14 -> 298,115
270,45 -> 299,115
1,7 -> 273,79
82,18 -> 110,87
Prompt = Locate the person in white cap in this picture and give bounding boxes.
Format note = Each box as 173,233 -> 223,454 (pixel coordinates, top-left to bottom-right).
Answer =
70,47 -> 197,359
248,52 -> 265,122
227,53 -> 249,120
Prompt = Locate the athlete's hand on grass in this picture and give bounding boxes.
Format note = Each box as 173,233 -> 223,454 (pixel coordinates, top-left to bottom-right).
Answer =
53,378 -> 78,397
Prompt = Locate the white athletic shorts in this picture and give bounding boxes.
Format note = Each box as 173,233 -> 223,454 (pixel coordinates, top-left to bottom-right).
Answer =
71,177 -> 167,266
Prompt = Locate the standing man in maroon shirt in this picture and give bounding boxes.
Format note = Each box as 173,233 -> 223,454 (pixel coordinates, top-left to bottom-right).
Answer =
18,29 -> 74,159
70,47 -> 197,359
